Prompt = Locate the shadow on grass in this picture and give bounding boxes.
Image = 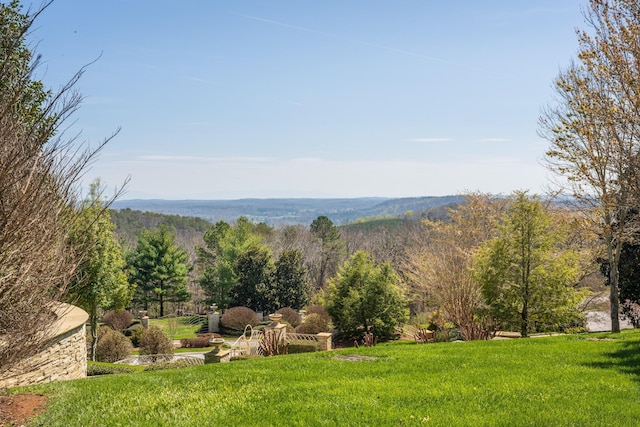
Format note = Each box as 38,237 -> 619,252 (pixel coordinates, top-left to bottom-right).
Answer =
587,339 -> 640,381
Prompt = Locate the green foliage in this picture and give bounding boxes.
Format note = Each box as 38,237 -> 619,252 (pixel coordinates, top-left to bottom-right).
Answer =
327,251 -> 408,339
309,215 -> 346,289
272,249 -> 311,310
86,362 -> 143,376
139,326 -> 174,356
474,192 -> 586,336
67,179 -> 133,360
125,324 -> 144,347
196,217 -> 264,309
619,239 -> 640,325
28,330 -> 640,426
294,313 -> 328,334
110,208 -> 212,249
286,341 -> 318,353
94,326 -> 133,363
230,245 -> 274,312
0,0 -> 51,127
128,225 -> 190,317
220,306 -> 260,332
305,305 -> 331,324
198,217 -> 310,314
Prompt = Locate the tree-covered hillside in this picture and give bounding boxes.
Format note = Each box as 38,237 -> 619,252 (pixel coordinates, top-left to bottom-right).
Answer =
109,208 -> 212,253
110,196 -> 462,226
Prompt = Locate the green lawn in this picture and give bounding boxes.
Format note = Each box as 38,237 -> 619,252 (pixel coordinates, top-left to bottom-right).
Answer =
147,316 -> 205,340
18,330 -> 640,426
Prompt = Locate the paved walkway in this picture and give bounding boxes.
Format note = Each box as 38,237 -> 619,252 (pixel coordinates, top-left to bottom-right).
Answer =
585,311 -> 634,332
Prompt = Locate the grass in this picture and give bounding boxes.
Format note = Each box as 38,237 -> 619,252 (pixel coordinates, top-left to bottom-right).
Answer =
15,330 -> 640,426
147,316 -> 205,340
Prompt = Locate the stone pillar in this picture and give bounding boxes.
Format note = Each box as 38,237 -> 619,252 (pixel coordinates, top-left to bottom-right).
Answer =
141,316 -> 149,329
274,323 -> 287,342
204,349 -> 230,363
299,309 -> 307,322
317,332 -> 332,351
208,312 -> 220,333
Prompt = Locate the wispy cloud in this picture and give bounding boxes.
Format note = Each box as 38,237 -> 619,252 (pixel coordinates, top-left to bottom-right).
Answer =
131,155 -> 275,163
232,13 -> 456,66
407,138 -> 453,143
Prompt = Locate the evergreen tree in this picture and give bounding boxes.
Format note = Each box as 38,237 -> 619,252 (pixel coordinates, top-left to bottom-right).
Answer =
230,245 -> 274,313
196,217 -> 262,309
129,225 -> 190,316
327,250 -> 408,340
273,249 -> 311,310
309,215 -> 345,289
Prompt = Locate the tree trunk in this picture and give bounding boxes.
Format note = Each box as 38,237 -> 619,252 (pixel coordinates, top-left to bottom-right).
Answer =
90,314 -> 98,362
521,301 -> 529,338
609,240 -> 621,333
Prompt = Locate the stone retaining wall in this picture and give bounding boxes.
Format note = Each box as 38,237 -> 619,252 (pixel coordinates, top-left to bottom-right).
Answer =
0,303 -> 88,389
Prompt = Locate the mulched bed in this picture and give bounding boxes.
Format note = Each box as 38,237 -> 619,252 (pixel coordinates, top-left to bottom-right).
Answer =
0,394 -> 47,426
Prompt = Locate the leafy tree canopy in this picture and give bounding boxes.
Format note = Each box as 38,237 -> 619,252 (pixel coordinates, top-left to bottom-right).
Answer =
474,192 -> 586,336
328,250 -> 408,340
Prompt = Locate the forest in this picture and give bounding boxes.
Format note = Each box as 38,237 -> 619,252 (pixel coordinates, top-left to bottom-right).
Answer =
104,190 -> 622,342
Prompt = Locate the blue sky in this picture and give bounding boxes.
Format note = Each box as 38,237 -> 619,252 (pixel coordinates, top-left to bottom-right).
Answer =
29,1 -> 584,199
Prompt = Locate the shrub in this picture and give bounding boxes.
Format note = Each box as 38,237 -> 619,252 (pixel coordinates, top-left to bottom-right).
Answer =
306,305 -> 331,325
95,326 -> 133,363
288,341 -> 318,354
139,326 -> 174,356
221,306 -> 260,332
87,362 -> 142,376
126,324 -> 145,348
102,310 -> 134,332
180,337 -> 211,348
295,313 -> 328,334
144,359 -> 203,371
276,307 -> 302,327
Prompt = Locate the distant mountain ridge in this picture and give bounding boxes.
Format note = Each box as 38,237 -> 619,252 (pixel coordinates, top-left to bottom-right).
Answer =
110,196 -> 463,226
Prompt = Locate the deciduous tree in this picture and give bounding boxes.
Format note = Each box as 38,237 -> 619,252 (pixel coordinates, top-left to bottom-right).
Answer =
539,0 -> 640,332
474,192 -> 585,337
403,193 -> 504,340
0,1 -> 118,380
67,179 -> 133,361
